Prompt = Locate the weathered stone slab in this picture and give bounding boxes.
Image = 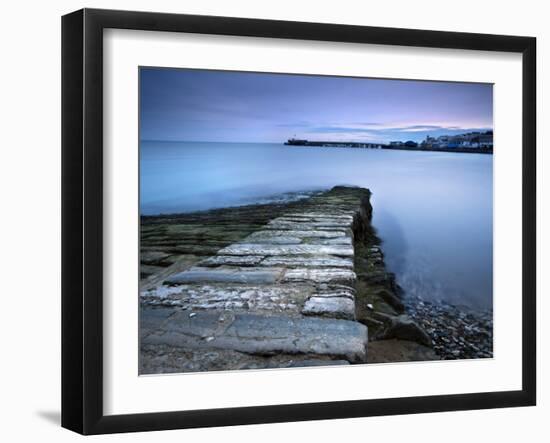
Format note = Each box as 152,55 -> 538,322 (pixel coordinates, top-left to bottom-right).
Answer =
314,288 -> 356,300
140,251 -> 173,264
246,229 -> 348,239
140,264 -> 166,277
142,310 -> 368,362
272,216 -> 317,223
164,267 -> 284,285
309,237 -> 353,246
283,268 -> 356,285
242,235 -> 304,245
260,255 -> 354,269
302,296 -> 356,320
139,307 -> 175,340
286,212 -> 355,220
268,221 -> 350,230
272,218 -> 353,226
141,284 -> 311,312
308,218 -> 354,225
218,243 -> 354,257
278,215 -> 354,223
199,255 -> 265,267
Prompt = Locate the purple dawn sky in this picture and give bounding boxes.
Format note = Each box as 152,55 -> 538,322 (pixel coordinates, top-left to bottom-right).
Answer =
140,68 -> 493,144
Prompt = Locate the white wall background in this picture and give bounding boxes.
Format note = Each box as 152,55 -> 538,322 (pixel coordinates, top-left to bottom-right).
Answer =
0,0 -> 546,441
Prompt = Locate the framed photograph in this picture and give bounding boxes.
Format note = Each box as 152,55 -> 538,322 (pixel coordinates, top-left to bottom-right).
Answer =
61,8 -> 536,435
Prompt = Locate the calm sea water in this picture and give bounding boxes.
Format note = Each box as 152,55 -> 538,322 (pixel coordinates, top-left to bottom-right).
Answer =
141,141 -> 493,310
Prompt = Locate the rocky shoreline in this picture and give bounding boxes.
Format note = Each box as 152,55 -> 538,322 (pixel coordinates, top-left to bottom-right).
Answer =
351,220 -> 493,362
405,296 -> 493,360
139,186 -> 492,373
350,215 -> 439,362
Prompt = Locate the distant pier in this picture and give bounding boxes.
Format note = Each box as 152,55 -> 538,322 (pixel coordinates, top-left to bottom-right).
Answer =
284,138 -> 493,154
284,138 -> 384,149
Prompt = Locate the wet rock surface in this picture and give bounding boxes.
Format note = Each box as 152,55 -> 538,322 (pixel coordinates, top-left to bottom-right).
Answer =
165,267 -> 285,285
379,314 -> 432,346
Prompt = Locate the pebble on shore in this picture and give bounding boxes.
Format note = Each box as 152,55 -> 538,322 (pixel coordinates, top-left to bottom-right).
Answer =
404,295 -> 493,360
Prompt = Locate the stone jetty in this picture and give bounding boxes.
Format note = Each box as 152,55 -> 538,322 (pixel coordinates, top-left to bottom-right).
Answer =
139,186 -> 437,373
140,187 -> 377,372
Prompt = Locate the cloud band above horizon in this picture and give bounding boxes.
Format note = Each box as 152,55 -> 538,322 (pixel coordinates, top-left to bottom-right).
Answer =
140,68 -> 493,144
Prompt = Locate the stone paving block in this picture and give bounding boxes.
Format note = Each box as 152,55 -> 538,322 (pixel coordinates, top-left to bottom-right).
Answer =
259,255 -> 354,269
242,235 -> 304,245
302,296 -> 356,320
165,267 -> 284,285
200,255 -> 265,267
218,243 -> 354,257
313,288 -> 356,300
283,268 -> 356,285
246,229 -> 348,239
141,284 -> 311,313
267,221 -> 351,230
141,309 -> 368,362
309,236 -> 353,246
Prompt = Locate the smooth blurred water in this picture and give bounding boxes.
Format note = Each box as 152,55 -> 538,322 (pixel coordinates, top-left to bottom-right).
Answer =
141,141 -> 493,310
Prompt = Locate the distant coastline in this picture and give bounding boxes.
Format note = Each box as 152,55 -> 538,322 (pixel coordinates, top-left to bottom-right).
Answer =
284,130 -> 494,154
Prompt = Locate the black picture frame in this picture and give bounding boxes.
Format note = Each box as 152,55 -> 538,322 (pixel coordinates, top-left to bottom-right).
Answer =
61,8 -> 537,435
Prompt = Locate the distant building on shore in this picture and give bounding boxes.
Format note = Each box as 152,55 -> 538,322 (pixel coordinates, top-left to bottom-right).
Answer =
421,130 -> 493,150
